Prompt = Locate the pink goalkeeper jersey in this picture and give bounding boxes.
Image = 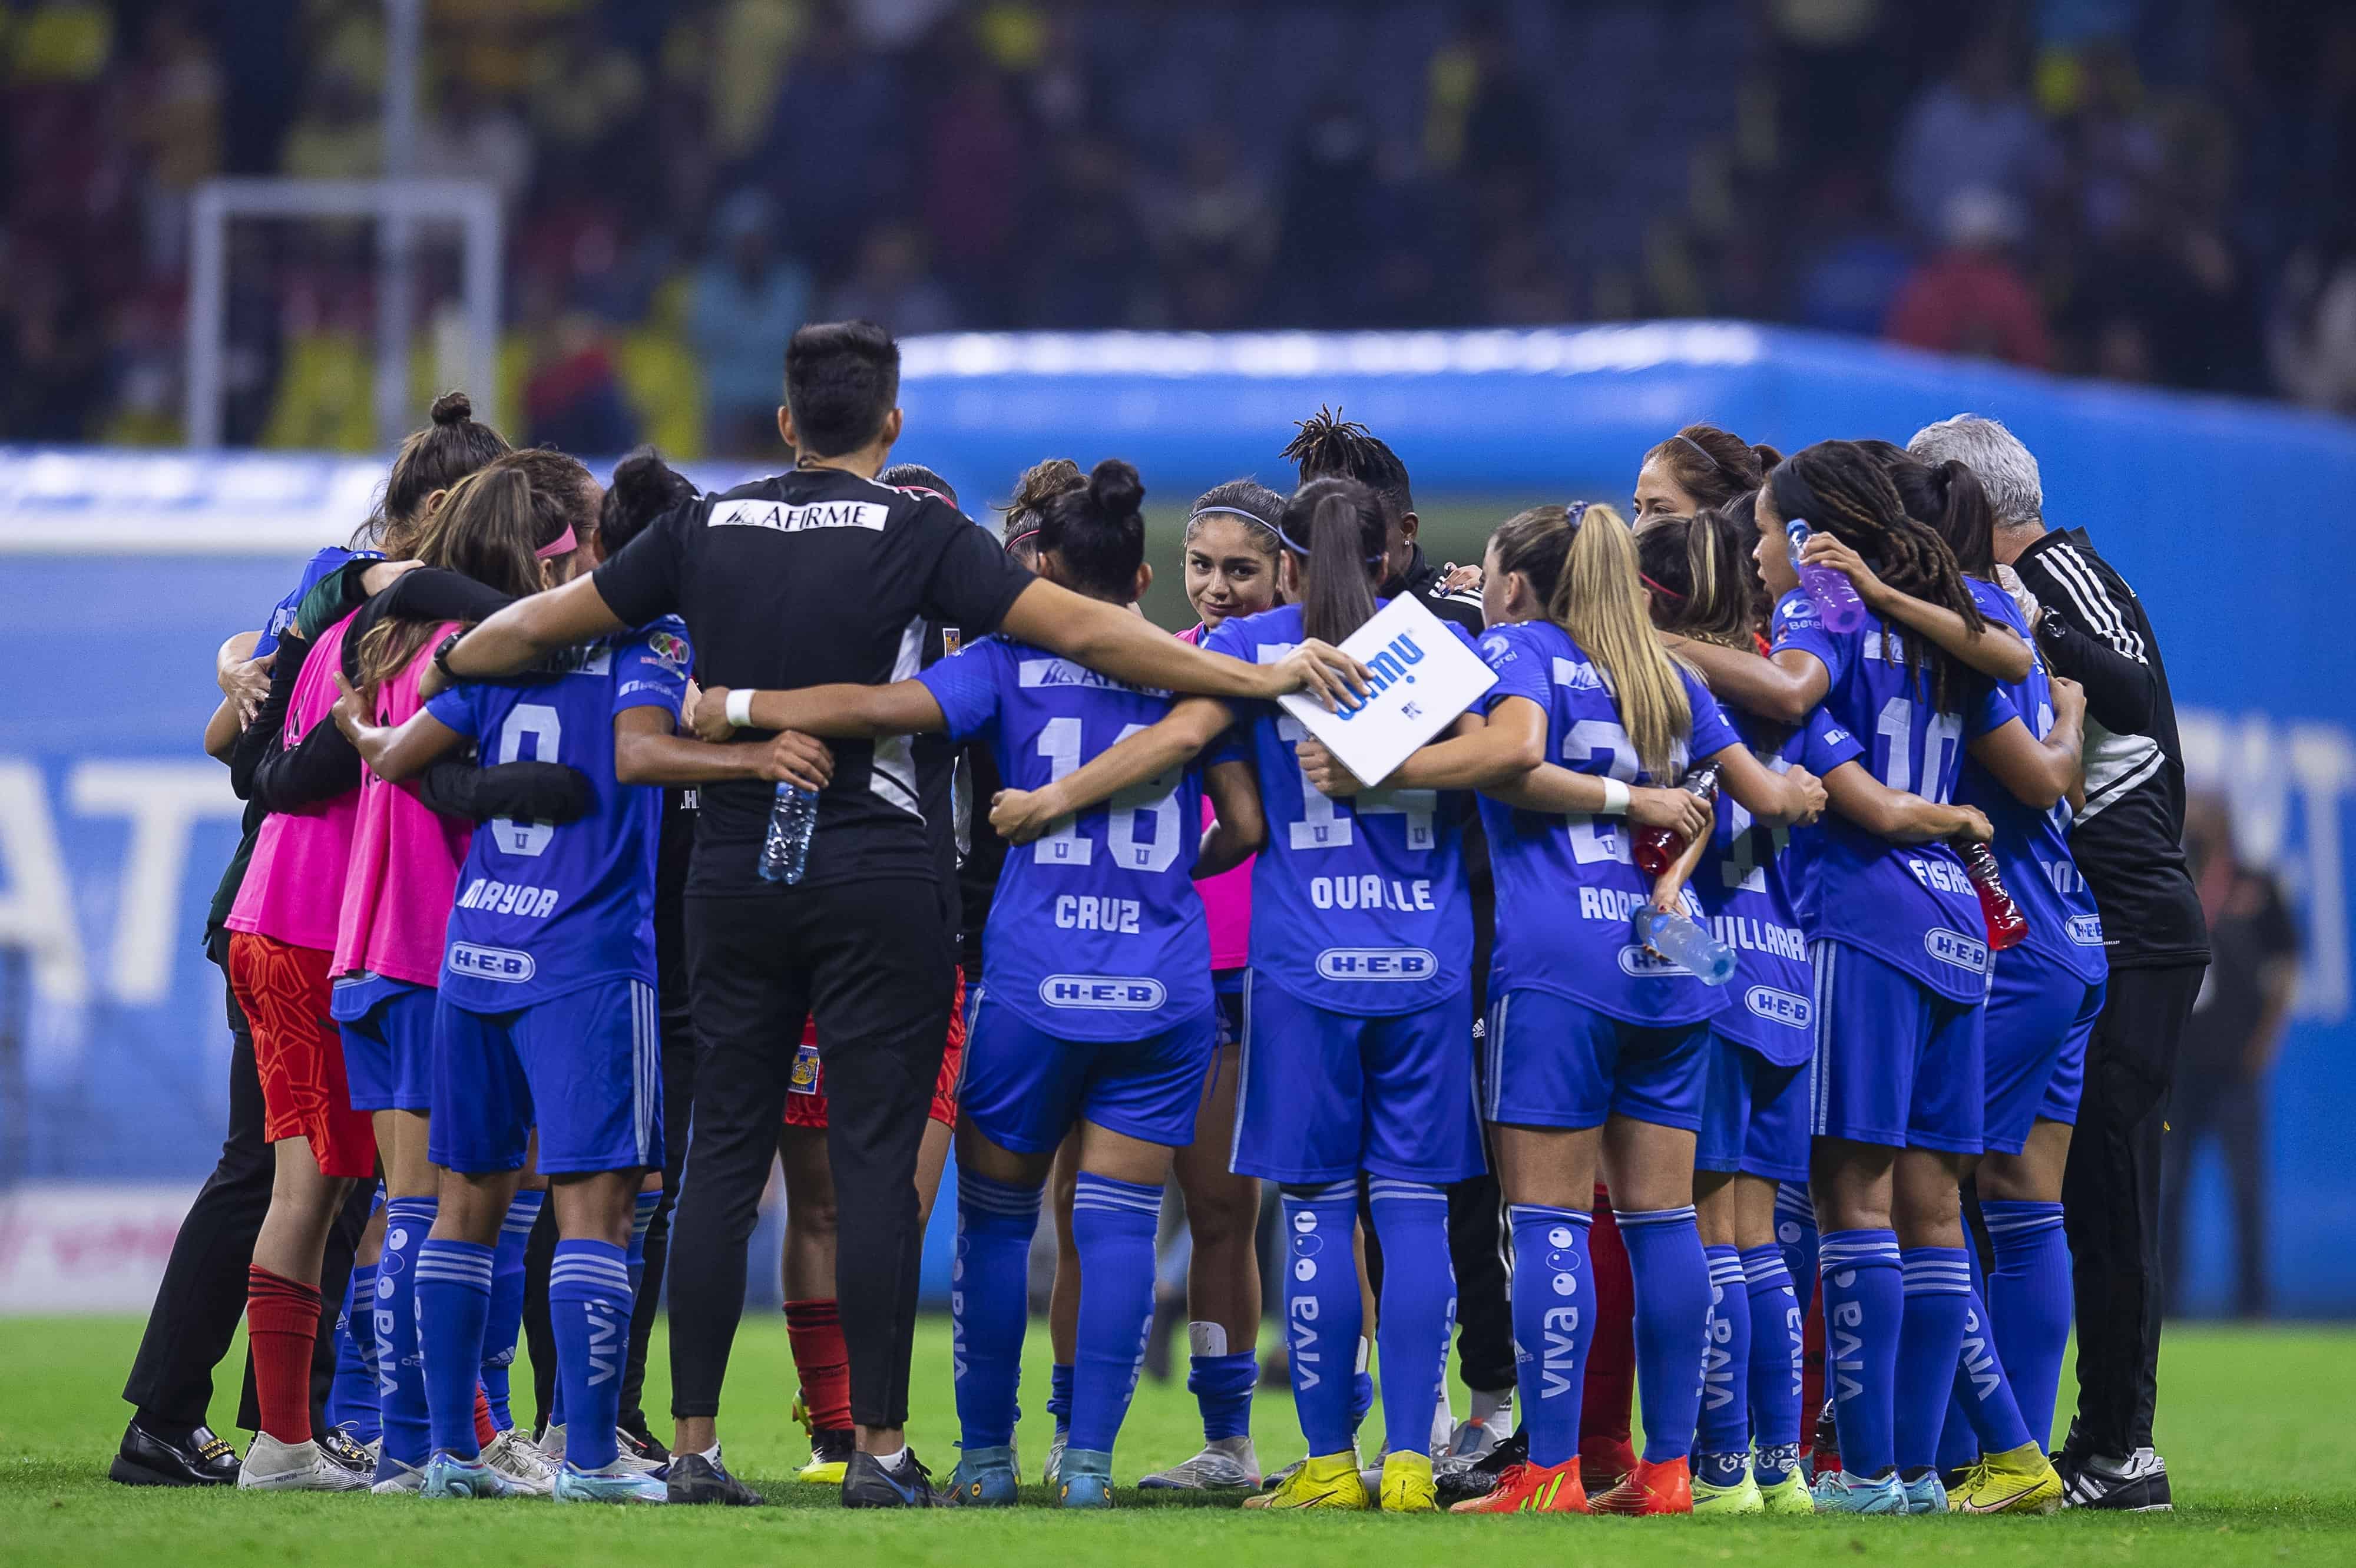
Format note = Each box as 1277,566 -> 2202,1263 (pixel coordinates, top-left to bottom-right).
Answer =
334,624 -> 473,984
1179,623 -> 1253,971
226,614 -> 362,952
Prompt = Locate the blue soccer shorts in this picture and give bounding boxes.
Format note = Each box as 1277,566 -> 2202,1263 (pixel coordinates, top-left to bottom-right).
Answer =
428,978 -> 663,1176
1484,987 -> 1710,1133
1235,975 -> 1484,1185
1982,945 -> 2104,1154
332,975 -> 436,1113
1808,939 -> 1983,1154
1695,1030 -> 1812,1181
960,990 -> 1217,1156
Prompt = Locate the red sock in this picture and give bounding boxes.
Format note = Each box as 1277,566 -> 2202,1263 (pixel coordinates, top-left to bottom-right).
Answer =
1579,1187 -> 1637,1469
784,1299 -> 852,1431
474,1384 -> 497,1449
247,1265 -> 324,1445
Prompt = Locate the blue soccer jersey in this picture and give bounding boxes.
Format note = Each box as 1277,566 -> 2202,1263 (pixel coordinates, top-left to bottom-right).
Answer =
1472,618 -> 1743,1026
1697,706 -> 1862,1065
425,617 -> 690,1010
1955,580 -> 2108,985
1770,590 -> 2009,1003
917,636 -> 1213,1041
1202,603 -> 1474,1016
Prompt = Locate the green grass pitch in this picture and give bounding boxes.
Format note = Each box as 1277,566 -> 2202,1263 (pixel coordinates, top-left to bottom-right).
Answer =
4,1314 -> 2350,1566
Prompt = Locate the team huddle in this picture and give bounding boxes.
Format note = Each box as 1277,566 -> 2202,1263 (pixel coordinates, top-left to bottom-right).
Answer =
196,319 -> 2124,1520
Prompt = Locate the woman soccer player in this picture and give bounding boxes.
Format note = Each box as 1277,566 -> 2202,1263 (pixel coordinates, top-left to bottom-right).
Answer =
994,477 -> 1485,1513
1633,424 -> 1783,522
696,460 -> 1249,1507
1302,502 -> 1821,1516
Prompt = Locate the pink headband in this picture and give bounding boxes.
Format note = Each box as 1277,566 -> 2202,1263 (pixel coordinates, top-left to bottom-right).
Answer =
535,526 -> 577,560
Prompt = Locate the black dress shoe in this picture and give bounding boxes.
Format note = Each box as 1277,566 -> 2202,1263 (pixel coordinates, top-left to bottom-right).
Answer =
667,1451 -> 763,1506
318,1426 -> 374,1477
841,1448 -> 943,1508
110,1418 -> 240,1486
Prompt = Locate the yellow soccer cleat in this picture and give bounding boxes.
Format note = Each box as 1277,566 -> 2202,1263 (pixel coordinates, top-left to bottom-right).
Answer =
1757,1468 -> 1819,1514
1950,1442 -> 2064,1515
1379,1451 -> 1439,1513
1243,1450 -> 1369,1510
1691,1470 -> 1765,1514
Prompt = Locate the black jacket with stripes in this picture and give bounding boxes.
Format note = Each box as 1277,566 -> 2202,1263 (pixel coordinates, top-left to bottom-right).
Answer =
2013,527 -> 2209,969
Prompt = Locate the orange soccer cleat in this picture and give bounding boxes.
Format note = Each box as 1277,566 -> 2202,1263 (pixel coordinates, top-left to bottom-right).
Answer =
1590,1455 -> 1694,1516
1449,1457 -> 1589,1515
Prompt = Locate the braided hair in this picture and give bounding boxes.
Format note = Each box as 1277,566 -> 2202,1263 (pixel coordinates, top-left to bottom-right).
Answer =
1766,439 -> 1985,712
1282,406 -> 1412,525
1858,444 -> 2000,581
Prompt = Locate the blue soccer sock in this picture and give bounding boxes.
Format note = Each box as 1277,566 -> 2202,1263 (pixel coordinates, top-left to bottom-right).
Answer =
952,1171 -> 1040,1452
1508,1204 -> 1592,1469
416,1237 -> 495,1459
1617,1206 -> 1712,1466
1742,1243 -> 1804,1483
1047,1362 -> 1073,1435
1983,1199 -> 2069,1449
1368,1179 -> 1456,1460
375,1197 -> 436,1473
548,1240 -> 632,1471
479,1189 -> 541,1432
1773,1183 -> 1819,1299
1695,1244 -> 1751,1485
1351,1358 -> 1374,1437
1895,1246 -> 1972,1474
1068,1173 -> 1162,1455
1188,1345 -> 1258,1443
1819,1228 -> 1901,1477
326,1262 -> 379,1441
1951,1282 -> 2033,1456
1279,1183 -> 1364,1457
626,1189 -> 660,1295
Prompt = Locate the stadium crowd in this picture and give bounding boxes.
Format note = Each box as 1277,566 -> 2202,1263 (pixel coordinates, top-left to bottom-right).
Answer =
112,310 -> 2205,1519
7,0 -> 2356,453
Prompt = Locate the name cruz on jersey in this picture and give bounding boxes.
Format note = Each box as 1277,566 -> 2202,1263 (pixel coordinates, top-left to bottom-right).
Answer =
1203,603 -> 1474,1016
1474,617 -> 1746,1027
917,636 -> 1213,1040
425,617 -> 688,1011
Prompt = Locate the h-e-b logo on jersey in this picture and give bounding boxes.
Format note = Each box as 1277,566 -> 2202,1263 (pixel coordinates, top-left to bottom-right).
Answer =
448,942 -> 535,983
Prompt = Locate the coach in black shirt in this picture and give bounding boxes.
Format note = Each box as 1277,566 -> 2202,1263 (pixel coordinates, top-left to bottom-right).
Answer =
1911,415 -> 2208,1511
438,320 -> 1363,1506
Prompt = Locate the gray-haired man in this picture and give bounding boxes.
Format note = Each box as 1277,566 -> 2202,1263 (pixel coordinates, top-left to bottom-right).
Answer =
1910,414 -> 2208,1511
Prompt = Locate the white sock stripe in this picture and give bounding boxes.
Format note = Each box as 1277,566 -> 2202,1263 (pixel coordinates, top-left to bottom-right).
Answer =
1285,1181 -> 1358,1205
1708,1259 -> 1748,1285
1507,1205 -> 1592,1228
548,1257 -> 631,1279
414,1261 -> 495,1281
1071,1189 -> 1162,1214
1611,1205 -> 1697,1228
1772,1184 -> 1814,1220
1740,1253 -> 1794,1286
1366,1179 -> 1447,1200
1982,1213 -> 2064,1235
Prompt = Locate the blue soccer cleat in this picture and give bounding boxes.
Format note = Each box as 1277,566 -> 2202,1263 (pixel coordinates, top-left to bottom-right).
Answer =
419,1451 -> 527,1498
553,1458 -> 669,1504
1058,1448 -> 1114,1510
1812,1468 -> 1908,1514
949,1445 -> 1021,1507
1901,1470 -> 1949,1514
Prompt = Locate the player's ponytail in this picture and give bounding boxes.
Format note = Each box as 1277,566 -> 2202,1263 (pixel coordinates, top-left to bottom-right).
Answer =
1637,505 -> 1757,650
1035,458 -> 1149,601
355,466 -> 544,696
365,390 -> 511,554
601,446 -> 698,557
1278,476 -> 1385,647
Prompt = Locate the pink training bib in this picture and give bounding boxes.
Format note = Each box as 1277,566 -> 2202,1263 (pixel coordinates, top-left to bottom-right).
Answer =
227,614 -> 363,953
334,623 -> 473,985
1179,622 -> 1253,971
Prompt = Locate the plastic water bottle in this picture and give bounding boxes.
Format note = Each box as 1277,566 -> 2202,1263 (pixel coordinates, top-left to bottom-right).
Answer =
757,782 -> 820,885
1952,836 -> 2027,951
1786,518 -> 1867,633
1633,907 -> 1738,986
1632,763 -> 1722,876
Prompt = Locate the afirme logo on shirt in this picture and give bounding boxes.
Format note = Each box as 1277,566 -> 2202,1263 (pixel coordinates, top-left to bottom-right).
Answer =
1924,928 -> 1990,971
448,942 -> 536,983
1039,974 -> 1167,1010
1746,985 -> 1814,1029
1017,659 -> 1170,697
709,498 -> 889,533
2067,914 -> 2106,946
1315,947 -> 1436,982
456,878 -> 558,917
1551,656 -> 1604,692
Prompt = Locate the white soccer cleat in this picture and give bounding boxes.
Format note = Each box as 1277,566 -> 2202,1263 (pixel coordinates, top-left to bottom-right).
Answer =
553,1459 -> 669,1504
369,1457 -> 427,1494
481,1428 -> 557,1496
1137,1436 -> 1261,1491
237,1432 -> 369,1491
537,1423 -> 662,1477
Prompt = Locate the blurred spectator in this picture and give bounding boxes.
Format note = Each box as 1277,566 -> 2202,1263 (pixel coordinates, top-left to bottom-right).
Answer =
920,61 -> 1027,320
1884,187 -> 2053,369
521,302 -> 639,457
1423,7 -> 1547,191
124,6 -> 223,274
825,224 -> 957,337
759,2 -> 909,275
1890,30 -> 2051,242
416,77 -> 534,214
1791,166 -> 1917,337
0,244 -> 105,442
1020,133 -> 1155,328
2269,227 -> 2356,414
2165,796 -> 2301,1319
690,190 -> 812,456
2047,37 -> 2161,243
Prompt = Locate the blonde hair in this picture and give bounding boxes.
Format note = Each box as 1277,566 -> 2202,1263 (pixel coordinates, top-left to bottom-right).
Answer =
1491,501 -> 1693,780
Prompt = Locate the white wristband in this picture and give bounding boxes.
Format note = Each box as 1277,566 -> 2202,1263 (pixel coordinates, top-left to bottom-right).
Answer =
1599,778 -> 1631,816
725,688 -> 756,729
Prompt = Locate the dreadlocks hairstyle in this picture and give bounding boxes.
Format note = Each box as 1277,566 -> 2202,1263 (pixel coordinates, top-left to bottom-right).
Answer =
1641,424 -> 1782,514
364,391 -> 511,554
601,448 -> 697,558
1766,439 -> 1986,710
1276,476 -> 1387,647
1491,502 -> 1693,780
354,465 -> 548,696
1636,506 -> 1758,650
1282,406 -> 1412,524
1001,456 -> 1086,554
1035,458 -> 1149,601
879,462 -> 959,509
1184,477 -> 1285,562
